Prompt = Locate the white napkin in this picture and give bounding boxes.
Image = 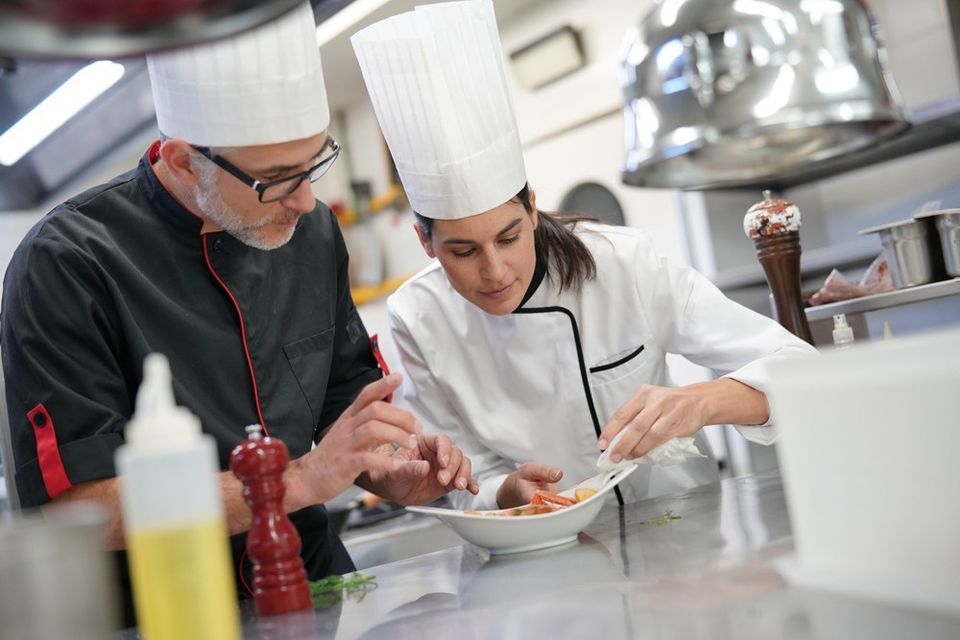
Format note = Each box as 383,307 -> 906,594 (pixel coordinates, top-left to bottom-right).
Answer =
597,429 -> 705,471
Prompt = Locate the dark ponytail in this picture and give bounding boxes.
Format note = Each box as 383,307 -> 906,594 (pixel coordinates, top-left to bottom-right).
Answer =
415,182 -> 597,292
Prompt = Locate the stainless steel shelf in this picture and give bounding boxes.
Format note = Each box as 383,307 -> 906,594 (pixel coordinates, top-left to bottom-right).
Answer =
805,277 -> 960,321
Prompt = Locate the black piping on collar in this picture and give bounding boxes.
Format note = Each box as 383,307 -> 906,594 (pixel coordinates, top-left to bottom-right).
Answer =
513,304 -> 625,507
515,235 -> 547,310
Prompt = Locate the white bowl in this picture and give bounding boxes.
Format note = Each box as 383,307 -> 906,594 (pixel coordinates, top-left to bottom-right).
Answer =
406,464 -> 637,555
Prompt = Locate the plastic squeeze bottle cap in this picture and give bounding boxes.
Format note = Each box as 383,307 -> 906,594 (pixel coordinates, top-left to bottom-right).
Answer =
125,353 -> 202,450
832,314 -> 854,346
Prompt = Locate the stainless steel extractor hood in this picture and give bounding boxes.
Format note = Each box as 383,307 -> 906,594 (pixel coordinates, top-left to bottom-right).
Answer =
620,0 -> 909,190
0,0 -> 308,58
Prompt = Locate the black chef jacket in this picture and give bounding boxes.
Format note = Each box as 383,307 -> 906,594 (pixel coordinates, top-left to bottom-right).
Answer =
1,142 -> 383,622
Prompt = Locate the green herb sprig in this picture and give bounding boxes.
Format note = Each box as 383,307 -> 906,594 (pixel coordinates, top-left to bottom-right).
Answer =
310,572 -> 377,609
639,510 -> 681,526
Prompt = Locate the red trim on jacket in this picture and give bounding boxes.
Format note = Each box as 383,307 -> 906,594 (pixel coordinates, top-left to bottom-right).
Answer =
147,139 -> 161,164
202,236 -> 270,435
370,334 -> 393,403
27,403 -> 72,500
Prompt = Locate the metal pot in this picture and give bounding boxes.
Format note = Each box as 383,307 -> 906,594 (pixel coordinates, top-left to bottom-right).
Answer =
621,0 -> 908,189
859,219 -> 934,289
915,208 -> 960,277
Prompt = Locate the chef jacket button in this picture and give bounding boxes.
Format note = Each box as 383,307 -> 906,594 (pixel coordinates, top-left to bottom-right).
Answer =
33,412 -> 47,427
213,238 -> 224,253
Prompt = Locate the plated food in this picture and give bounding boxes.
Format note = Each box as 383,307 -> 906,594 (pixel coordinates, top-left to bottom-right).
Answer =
407,464 -> 637,554
466,488 -> 598,517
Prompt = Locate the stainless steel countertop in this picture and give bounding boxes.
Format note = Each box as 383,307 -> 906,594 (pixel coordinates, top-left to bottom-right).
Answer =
129,471 -> 960,639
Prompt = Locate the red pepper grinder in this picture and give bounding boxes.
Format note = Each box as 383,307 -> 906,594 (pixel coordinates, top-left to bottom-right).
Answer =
230,424 -> 312,616
744,190 -> 814,344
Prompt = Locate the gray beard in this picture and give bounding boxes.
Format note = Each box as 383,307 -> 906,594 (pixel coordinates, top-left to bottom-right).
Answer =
194,180 -> 297,251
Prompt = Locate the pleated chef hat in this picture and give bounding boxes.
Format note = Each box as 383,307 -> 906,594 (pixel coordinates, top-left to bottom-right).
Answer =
146,2 -> 329,147
351,0 -> 525,220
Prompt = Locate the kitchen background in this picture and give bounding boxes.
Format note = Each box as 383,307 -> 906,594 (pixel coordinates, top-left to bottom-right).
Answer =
2,0 -> 959,512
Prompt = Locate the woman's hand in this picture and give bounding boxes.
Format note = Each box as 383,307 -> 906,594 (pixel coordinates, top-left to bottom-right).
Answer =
597,379 -> 769,462
361,433 -> 479,505
496,462 -> 564,508
597,384 -> 705,464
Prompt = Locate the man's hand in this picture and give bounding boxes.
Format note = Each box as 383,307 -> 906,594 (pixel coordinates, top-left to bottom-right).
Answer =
597,379 -> 769,462
496,462 -> 563,508
361,433 -> 479,506
287,373 -> 421,507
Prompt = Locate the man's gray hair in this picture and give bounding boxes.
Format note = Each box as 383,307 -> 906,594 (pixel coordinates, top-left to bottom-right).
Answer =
157,132 -> 235,190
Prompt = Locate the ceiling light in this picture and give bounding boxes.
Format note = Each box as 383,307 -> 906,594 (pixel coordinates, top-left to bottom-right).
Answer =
0,60 -> 125,167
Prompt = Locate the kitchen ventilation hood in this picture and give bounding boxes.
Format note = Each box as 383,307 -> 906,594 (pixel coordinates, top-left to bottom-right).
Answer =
0,0 -> 308,58
620,0 -> 909,190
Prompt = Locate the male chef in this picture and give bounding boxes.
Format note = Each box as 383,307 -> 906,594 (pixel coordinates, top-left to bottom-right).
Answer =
1,2 -> 475,624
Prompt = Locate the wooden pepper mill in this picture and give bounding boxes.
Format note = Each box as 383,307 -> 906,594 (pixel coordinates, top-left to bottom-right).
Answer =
230,424 -> 312,616
744,190 -> 814,344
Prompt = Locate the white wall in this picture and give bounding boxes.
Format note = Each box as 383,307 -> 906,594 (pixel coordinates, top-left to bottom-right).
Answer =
310,110 -> 354,209
500,0 -> 654,145
343,100 -> 393,202
522,111 -> 689,263
792,143 -> 960,244
871,0 -> 959,112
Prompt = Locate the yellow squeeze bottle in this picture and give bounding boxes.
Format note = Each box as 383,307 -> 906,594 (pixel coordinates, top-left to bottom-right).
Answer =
116,354 -> 239,640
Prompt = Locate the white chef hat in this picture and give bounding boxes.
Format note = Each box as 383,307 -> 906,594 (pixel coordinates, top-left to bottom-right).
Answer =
351,0 -> 526,220
146,2 -> 329,147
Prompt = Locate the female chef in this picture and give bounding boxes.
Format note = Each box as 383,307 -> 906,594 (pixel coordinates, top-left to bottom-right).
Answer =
352,0 -> 817,510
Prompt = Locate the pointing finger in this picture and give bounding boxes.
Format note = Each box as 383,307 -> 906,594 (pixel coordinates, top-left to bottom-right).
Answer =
343,373 -> 403,418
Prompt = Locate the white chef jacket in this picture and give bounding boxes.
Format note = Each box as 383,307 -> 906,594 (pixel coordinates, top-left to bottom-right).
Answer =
388,223 -> 816,510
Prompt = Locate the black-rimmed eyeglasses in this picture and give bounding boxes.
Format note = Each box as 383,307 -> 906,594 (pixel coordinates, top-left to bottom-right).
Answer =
191,137 -> 341,203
